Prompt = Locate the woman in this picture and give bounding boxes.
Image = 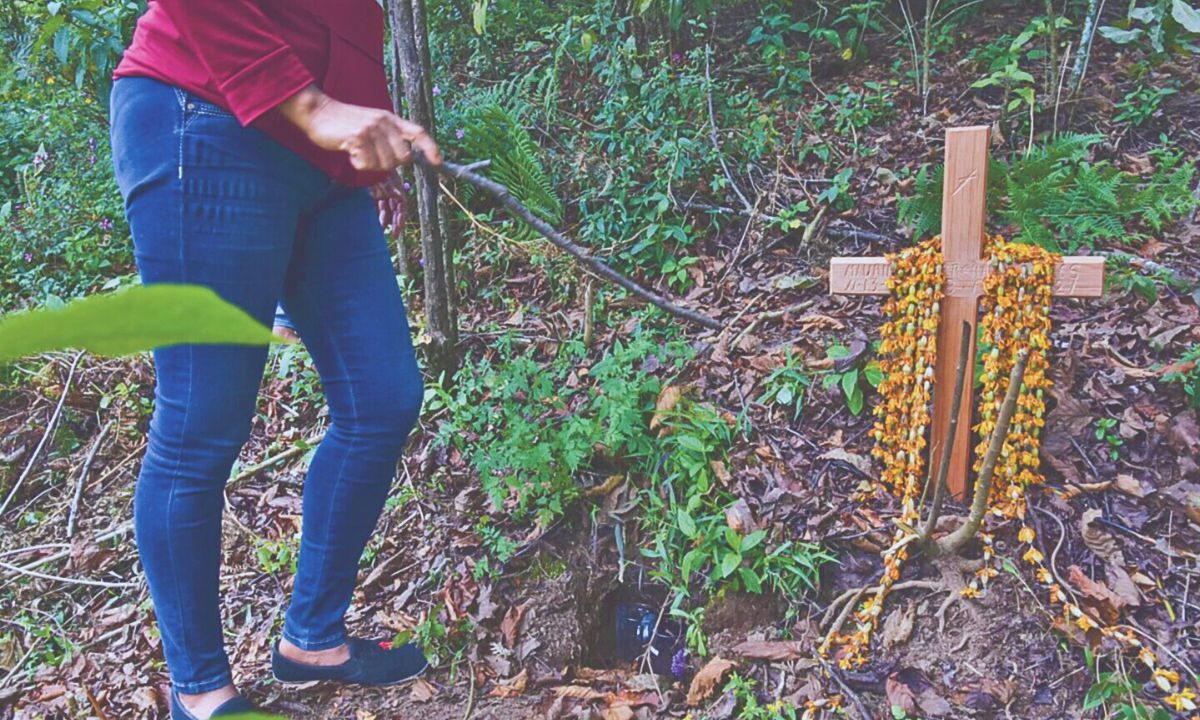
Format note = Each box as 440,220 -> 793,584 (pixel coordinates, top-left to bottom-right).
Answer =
108,2 -> 441,718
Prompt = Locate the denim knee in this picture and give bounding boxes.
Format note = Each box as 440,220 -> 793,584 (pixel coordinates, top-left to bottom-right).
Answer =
339,361 -> 423,452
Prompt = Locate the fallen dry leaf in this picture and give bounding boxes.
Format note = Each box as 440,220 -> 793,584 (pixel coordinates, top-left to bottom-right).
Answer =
881,602 -> 916,650
1113,474 -> 1147,498
686,657 -> 737,706
730,639 -> 807,661
600,706 -> 634,720
553,685 -> 607,701
1068,565 -> 1127,624
490,668 -> 529,698
585,474 -> 625,498
500,603 -> 529,649
724,498 -> 758,534
650,385 -> 684,432
1080,509 -> 1124,565
710,460 -> 732,486
409,678 -> 438,703
818,448 -> 873,476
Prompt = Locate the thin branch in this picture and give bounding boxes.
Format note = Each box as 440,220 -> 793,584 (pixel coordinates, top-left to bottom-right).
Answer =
0,351 -> 84,517
919,321 -> 973,544
705,45 -> 753,214
429,160 -> 723,330
0,559 -> 138,589
933,350 -> 1030,557
67,420 -> 111,537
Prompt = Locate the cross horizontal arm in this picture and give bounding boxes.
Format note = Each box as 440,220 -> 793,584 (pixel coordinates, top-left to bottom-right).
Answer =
829,255 -> 1105,297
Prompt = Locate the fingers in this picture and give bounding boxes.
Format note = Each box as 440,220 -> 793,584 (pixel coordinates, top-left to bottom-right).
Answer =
338,109 -> 442,171
394,118 -> 442,165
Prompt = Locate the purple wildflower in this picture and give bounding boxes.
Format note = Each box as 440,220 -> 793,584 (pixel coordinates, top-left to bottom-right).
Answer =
432,85 -> 442,97
23,252 -> 33,262
403,182 -> 412,192
88,138 -> 97,153
89,155 -> 97,166
670,648 -> 687,680
455,128 -> 465,140
671,51 -> 683,65
99,218 -> 114,231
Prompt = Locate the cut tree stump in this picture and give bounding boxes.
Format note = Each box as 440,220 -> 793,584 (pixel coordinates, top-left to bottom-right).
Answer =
829,126 -> 1104,499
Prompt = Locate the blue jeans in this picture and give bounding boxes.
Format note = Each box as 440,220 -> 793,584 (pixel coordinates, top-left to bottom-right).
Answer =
109,77 -> 424,694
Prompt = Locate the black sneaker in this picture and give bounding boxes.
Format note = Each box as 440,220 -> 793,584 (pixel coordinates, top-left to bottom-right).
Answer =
170,690 -> 263,719
271,638 -> 430,687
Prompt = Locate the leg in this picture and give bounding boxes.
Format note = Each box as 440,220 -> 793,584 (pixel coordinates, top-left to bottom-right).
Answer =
278,186 -> 423,651
110,78 -> 319,707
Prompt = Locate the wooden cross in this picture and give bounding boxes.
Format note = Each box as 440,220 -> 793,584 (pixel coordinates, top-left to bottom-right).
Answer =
829,126 -> 1104,499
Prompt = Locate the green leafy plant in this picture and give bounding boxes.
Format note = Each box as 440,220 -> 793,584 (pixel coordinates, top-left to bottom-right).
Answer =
1094,417 -> 1124,461
724,673 -> 800,719
1083,649 -> 1171,720
1114,84 -> 1178,126
255,536 -> 298,575
822,343 -> 882,416
1100,0 -> 1200,58
1162,344 -> 1200,408
758,348 -> 811,421
898,134 -> 1197,252
640,396 -> 835,614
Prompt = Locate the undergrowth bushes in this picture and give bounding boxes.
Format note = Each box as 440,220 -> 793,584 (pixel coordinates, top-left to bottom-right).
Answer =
0,69 -> 130,309
898,133 -> 1197,252
434,325 -> 834,653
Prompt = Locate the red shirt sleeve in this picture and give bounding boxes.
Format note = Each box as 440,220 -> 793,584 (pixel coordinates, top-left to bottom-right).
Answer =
157,0 -> 316,126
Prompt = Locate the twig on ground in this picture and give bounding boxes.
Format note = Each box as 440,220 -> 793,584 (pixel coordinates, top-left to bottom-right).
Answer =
461,658 -> 477,720
1,522 -> 132,576
818,657 -> 872,720
227,434 -> 324,489
68,420 -> 111,537
730,300 -> 815,350
0,559 -> 138,589
705,45 -> 753,215
0,351 -> 84,517
431,160 -> 723,330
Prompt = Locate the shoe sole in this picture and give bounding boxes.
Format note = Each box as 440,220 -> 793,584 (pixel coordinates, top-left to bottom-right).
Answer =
271,660 -> 431,688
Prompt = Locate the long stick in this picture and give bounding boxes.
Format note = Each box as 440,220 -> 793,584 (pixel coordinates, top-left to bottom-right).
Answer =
428,160 -> 724,331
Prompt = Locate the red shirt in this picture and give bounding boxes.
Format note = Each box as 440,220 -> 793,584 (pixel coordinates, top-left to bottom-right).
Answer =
115,0 -> 393,187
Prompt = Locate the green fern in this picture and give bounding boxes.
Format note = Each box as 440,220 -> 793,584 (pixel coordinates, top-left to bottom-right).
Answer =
457,99 -> 562,240
896,134 -> 1195,252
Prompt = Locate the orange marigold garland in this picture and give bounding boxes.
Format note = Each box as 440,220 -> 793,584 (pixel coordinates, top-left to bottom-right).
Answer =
822,236 -> 944,668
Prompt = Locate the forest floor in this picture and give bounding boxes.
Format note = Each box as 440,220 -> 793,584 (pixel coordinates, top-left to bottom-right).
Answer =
2,3 -> 1200,720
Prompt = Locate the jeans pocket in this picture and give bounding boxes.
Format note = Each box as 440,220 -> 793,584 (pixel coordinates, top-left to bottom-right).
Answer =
175,88 -> 236,125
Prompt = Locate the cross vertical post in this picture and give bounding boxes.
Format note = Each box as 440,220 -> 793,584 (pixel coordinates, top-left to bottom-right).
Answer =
928,126 -> 990,500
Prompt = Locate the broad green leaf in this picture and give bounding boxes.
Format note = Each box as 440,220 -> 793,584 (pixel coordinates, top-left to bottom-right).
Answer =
738,567 -> 762,593
1173,0 -> 1200,32
848,385 -> 865,416
0,284 -> 281,364
840,368 -> 859,400
677,509 -> 697,538
741,529 -> 766,552
1098,26 -> 1144,44
719,552 -> 741,578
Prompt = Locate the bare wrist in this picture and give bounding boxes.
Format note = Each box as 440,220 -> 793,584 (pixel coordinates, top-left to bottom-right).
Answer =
278,84 -> 329,129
